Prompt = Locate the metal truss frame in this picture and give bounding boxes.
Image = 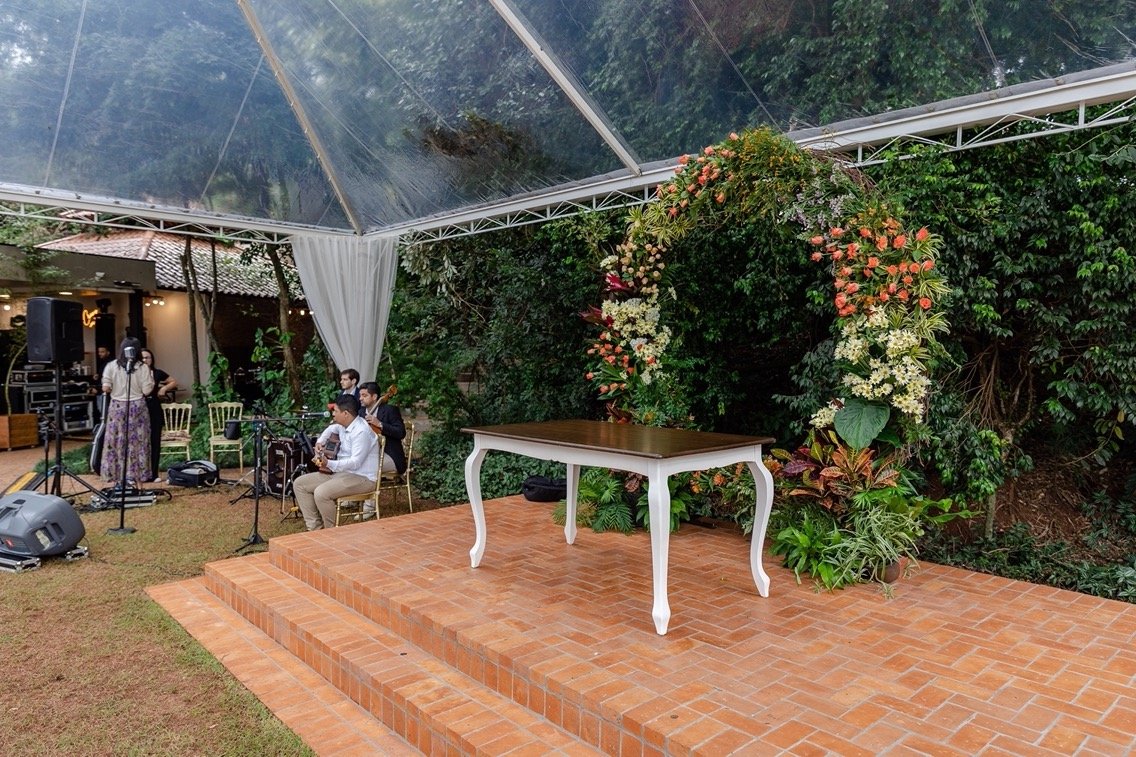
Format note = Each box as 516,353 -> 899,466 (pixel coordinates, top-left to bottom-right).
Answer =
2,64 -> 1135,246
0,190 -> 333,245
835,95 -> 1136,166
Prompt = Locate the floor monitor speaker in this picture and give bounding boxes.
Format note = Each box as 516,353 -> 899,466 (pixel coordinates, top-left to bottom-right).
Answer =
0,491 -> 86,557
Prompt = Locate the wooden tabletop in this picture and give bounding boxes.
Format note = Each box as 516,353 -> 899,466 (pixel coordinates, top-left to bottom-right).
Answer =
462,420 -> 775,460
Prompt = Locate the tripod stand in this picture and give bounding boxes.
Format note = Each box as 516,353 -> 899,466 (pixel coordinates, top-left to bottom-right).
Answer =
228,425 -> 275,506
38,364 -> 102,503
234,418 -> 268,553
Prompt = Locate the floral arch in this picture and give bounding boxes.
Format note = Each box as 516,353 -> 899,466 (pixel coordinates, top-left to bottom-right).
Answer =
582,128 -> 954,585
586,127 -> 949,448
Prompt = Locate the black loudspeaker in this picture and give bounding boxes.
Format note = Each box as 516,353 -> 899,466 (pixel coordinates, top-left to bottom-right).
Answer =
27,297 -> 85,364
94,312 -> 116,353
0,492 -> 86,557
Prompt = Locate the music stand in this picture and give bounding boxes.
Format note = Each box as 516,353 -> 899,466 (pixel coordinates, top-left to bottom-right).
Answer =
234,418 -> 268,552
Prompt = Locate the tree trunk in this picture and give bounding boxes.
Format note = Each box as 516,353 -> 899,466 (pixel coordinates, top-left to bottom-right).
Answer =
182,237 -> 228,394
181,244 -> 201,394
266,244 -> 302,405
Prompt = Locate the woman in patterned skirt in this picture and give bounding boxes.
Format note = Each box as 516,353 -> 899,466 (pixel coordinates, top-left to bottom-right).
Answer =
100,337 -> 155,485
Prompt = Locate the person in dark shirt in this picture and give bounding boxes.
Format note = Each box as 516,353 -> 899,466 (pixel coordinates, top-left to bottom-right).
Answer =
140,348 -> 178,482
358,381 -> 406,474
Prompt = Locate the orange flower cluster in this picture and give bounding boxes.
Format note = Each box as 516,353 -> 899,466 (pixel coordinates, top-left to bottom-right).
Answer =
657,132 -> 740,217
585,330 -> 635,396
809,220 -> 936,317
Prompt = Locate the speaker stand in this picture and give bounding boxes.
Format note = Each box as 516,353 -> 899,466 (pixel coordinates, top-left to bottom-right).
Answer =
42,366 -> 103,503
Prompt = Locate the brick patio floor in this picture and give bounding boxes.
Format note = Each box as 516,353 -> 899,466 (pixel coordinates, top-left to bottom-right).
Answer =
5,444 -> 1136,754
153,494 -> 1136,755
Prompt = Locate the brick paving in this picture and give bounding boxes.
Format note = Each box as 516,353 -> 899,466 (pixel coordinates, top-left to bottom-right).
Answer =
151,493 -> 1136,755
5,445 -> 1136,754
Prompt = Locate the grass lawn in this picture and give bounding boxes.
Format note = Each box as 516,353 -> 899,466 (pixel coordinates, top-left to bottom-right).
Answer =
0,467 -> 321,756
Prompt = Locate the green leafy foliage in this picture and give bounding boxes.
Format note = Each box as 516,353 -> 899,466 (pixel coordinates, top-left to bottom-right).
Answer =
872,120 -> 1136,473
769,507 -> 844,589
550,467 -> 634,533
388,219 -> 601,432
634,474 -> 695,533
412,428 -> 565,503
834,398 -> 891,450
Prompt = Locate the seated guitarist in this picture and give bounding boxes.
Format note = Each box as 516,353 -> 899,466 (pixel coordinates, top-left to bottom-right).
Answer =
292,394 -> 378,530
359,381 -> 407,475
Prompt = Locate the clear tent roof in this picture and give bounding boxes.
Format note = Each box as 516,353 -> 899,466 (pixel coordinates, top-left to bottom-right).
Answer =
1,0 -> 1134,238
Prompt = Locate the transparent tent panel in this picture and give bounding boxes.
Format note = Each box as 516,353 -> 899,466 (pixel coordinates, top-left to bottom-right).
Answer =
0,0 -> 1134,236
0,0 -> 349,229
241,0 -> 623,231
511,0 -> 1136,157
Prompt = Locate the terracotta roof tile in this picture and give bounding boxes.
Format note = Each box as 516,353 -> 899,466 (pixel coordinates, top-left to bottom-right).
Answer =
41,231 -> 298,298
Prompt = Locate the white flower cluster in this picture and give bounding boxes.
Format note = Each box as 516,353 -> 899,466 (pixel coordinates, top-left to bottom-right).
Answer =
841,354 -> 928,418
865,308 -> 890,329
882,328 -> 919,358
830,310 -> 930,420
834,335 -> 868,363
602,298 -> 671,380
809,403 -> 839,428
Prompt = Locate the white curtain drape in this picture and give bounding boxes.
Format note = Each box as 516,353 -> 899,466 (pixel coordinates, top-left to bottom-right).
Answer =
292,233 -> 399,381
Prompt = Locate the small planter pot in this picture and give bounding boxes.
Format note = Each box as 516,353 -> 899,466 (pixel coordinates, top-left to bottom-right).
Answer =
876,559 -> 904,581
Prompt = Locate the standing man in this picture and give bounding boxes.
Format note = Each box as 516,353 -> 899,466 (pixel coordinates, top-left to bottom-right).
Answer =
95,345 -> 113,380
337,368 -> 361,400
292,393 -> 378,530
359,381 -> 407,475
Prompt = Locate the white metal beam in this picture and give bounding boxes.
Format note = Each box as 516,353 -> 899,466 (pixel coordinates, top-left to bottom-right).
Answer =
0,184 -> 352,244
488,0 -> 642,175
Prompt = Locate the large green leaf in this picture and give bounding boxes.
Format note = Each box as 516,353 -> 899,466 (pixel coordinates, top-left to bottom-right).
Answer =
834,399 -> 890,450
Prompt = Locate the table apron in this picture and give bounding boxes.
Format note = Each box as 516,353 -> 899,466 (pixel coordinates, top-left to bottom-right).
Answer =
471,435 -> 765,476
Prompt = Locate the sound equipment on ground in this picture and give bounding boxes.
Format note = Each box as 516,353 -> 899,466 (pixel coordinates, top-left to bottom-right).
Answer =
0,491 -> 89,572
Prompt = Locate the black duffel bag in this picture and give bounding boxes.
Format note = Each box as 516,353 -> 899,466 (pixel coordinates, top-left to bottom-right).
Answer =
167,459 -> 220,487
521,475 -> 568,502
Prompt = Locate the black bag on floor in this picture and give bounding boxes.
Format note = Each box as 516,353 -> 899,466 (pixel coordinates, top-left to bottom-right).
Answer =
521,475 -> 567,502
167,460 -> 220,487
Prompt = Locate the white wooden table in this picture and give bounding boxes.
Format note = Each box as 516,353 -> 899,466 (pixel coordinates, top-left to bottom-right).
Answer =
462,420 -> 776,635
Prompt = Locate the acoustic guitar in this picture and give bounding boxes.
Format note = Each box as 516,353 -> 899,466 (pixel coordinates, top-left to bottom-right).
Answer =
313,384 -> 397,471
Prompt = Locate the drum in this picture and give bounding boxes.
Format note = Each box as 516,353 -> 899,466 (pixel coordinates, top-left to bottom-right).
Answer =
223,418 -> 242,440
267,439 -> 304,496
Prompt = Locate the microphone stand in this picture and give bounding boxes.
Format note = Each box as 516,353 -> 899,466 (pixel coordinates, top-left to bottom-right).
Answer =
234,418 -> 268,553
107,357 -> 137,535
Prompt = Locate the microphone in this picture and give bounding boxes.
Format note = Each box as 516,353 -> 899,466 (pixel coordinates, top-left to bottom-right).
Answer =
123,345 -> 137,371
296,411 -> 331,420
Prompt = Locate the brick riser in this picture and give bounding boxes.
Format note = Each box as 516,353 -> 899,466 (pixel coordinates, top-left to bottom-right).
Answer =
263,541 -> 681,754
202,555 -> 602,755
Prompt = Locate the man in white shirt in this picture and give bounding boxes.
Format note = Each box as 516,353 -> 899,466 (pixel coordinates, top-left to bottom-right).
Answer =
292,394 -> 378,530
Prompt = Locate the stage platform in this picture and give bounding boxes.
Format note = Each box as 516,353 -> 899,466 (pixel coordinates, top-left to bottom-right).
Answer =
149,496 -> 1136,755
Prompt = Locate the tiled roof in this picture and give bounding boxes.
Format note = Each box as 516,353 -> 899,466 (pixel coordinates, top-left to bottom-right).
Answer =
41,230 -> 299,298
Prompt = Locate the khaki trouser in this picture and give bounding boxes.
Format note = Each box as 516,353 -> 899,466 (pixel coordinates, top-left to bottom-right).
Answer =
292,471 -> 373,530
